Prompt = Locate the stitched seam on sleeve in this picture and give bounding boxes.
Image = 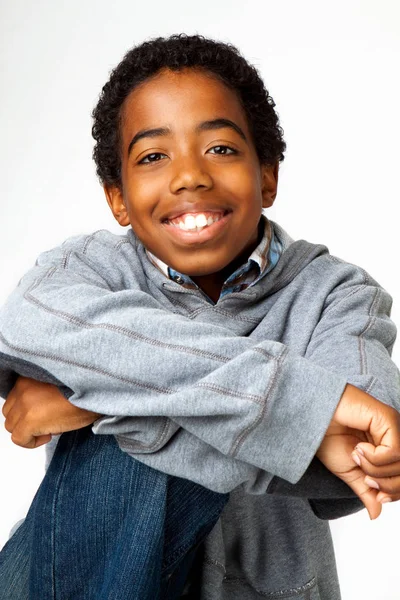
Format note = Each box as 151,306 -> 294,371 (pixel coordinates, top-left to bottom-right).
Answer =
194,382 -> 264,405
252,347 -> 281,361
358,287 -> 380,375
23,286 -> 230,364
0,332 -> 174,395
368,285 -> 381,315
229,347 -> 286,456
365,376 -> 377,395
117,417 -> 172,452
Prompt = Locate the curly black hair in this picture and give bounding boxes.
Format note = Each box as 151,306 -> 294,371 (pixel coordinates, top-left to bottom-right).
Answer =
92,34 -> 286,187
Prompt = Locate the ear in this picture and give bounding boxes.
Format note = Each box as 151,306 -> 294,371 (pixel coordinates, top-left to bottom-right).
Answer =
103,185 -> 131,227
261,162 -> 279,209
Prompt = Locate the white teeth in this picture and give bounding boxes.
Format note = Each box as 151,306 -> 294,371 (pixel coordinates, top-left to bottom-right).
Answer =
169,212 -> 223,231
195,214 -> 207,228
183,215 -> 196,230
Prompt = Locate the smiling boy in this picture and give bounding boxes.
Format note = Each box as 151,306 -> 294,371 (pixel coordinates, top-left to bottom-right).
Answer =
1,35 -> 400,600
106,68 -> 278,303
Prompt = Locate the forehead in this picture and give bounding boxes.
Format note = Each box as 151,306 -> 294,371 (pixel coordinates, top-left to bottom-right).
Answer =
120,68 -> 250,144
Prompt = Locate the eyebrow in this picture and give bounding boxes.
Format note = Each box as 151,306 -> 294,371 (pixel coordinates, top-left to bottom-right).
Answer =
196,118 -> 247,141
127,118 -> 247,156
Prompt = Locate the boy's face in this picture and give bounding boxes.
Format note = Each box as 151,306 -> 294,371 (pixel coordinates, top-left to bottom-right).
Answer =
105,68 -> 278,277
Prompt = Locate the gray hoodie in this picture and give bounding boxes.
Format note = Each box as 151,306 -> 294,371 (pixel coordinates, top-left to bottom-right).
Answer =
0,222 -> 399,599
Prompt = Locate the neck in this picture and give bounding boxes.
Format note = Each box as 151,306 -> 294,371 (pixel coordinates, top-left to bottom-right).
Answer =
191,250 -> 252,303
191,224 -> 264,302
191,272 -> 225,303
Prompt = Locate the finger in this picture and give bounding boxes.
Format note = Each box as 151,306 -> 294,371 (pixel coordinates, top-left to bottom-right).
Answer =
364,474 -> 400,496
10,430 -> 52,449
352,450 -> 400,478
2,386 -> 17,418
342,468 -> 382,520
32,434 -> 53,448
4,407 -> 20,434
355,442 -> 400,467
10,425 -> 37,449
377,492 -> 400,504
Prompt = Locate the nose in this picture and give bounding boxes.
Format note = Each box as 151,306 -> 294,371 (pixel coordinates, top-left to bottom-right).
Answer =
169,154 -> 213,194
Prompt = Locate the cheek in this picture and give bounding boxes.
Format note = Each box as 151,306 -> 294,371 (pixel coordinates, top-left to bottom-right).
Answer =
124,181 -> 161,221
228,165 -> 262,199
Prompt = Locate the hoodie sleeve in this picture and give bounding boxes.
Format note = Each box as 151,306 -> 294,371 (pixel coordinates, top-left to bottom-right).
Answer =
0,234 -> 398,500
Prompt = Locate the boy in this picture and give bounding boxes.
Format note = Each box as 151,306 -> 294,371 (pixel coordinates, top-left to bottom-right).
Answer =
1,34 -> 400,599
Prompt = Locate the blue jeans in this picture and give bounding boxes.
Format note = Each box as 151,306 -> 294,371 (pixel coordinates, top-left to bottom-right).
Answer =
0,427 -> 228,599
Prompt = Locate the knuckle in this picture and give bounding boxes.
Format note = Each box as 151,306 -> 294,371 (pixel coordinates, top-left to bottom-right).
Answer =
11,432 -> 33,449
11,433 -> 24,447
4,421 -> 13,434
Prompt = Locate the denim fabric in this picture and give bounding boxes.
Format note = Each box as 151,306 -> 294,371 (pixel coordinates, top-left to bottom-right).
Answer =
0,428 -> 228,599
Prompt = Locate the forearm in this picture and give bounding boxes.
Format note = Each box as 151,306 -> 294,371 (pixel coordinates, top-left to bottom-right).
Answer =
0,315 -> 347,484
1,233 -> 399,493
0,236 -> 348,484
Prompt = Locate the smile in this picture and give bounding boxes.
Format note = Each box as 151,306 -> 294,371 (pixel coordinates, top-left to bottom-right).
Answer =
162,210 -> 231,243
165,210 -> 226,232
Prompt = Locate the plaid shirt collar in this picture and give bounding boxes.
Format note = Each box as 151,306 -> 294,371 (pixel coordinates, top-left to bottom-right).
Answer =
146,214 -> 282,303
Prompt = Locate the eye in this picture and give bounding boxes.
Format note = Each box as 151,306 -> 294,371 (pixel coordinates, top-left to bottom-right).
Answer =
139,152 -> 167,164
207,145 -> 237,155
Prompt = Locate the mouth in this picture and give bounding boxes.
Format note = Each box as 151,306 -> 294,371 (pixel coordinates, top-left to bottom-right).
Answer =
163,210 -> 229,233
161,210 -> 232,243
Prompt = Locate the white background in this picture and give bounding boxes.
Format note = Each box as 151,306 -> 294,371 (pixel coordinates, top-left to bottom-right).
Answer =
1,1 -> 399,598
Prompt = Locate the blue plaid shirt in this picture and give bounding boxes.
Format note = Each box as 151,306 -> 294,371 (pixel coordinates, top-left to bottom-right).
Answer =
147,215 -> 282,304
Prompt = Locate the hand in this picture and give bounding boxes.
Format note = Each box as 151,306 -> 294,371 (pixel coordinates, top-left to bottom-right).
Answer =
2,376 -> 101,449
317,384 -> 400,520
351,441 -> 400,505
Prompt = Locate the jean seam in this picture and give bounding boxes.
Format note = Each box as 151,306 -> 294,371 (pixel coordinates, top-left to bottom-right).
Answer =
50,431 -> 79,600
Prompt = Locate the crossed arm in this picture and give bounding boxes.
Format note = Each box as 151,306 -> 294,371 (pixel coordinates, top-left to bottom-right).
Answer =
1,232 -> 400,519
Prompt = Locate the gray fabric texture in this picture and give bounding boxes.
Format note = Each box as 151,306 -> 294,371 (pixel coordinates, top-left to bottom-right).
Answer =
0,221 -> 399,599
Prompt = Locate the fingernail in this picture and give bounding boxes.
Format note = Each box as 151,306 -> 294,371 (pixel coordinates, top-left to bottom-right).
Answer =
365,477 -> 380,490
356,446 -> 365,456
352,452 -> 361,466
380,497 -> 392,504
